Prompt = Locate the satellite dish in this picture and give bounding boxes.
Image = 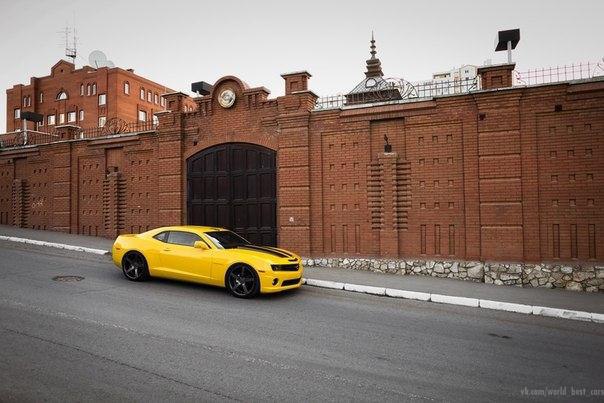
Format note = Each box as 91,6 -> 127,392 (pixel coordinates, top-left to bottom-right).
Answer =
88,50 -> 115,69
89,50 -> 107,67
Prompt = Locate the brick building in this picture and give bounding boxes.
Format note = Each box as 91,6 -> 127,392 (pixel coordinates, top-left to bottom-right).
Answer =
4,59 -> 192,132
1,42 -> 603,283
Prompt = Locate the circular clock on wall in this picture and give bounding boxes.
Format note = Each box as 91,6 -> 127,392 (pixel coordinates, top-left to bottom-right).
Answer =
218,88 -> 236,108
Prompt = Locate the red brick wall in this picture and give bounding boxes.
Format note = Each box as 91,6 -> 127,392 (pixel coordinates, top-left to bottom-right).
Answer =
1,73 -> 603,265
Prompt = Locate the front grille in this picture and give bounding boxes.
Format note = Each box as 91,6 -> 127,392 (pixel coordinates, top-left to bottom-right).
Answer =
272,263 -> 299,271
282,278 -> 301,287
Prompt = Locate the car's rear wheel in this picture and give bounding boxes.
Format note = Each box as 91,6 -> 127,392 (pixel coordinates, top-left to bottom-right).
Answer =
122,252 -> 149,281
226,264 -> 259,298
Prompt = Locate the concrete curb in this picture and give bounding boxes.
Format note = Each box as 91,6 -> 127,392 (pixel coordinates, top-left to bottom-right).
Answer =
0,236 -> 108,255
302,278 -> 603,324
1,235 -> 601,324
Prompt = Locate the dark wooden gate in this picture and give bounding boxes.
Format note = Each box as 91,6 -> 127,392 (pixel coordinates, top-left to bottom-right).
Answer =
187,143 -> 277,246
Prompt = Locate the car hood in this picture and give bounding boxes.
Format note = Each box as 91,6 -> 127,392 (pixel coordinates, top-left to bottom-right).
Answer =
223,245 -> 300,263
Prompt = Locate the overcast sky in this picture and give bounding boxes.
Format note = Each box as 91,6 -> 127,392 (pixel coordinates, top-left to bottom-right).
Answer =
1,0 -> 602,130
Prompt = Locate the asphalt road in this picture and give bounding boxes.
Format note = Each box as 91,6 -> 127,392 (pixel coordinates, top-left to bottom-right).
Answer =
0,240 -> 602,402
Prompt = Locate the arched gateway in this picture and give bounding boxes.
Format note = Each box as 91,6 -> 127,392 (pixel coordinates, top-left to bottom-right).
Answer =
186,143 -> 277,246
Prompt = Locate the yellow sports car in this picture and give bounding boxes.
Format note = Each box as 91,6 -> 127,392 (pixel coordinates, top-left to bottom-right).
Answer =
111,226 -> 303,298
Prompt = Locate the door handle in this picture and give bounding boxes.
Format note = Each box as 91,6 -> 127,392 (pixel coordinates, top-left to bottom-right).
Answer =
163,248 -> 171,252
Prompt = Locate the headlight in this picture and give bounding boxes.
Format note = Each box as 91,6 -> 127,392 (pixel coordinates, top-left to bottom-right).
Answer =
271,263 -> 300,271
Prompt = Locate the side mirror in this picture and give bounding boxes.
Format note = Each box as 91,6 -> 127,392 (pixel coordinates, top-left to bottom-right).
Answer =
194,241 -> 209,250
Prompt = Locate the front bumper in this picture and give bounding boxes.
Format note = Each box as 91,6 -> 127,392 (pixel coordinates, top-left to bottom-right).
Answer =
259,266 -> 304,293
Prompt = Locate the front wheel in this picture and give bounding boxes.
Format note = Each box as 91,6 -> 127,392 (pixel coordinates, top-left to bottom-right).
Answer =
122,252 -> 149,281
226,264 -> 260,298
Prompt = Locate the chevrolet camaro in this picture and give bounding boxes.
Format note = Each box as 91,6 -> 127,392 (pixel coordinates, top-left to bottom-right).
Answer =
111,226 -> 303,298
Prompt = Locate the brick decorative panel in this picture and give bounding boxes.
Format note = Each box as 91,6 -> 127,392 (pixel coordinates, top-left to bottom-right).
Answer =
366,161 -> 383,229
11,179 -> 28,228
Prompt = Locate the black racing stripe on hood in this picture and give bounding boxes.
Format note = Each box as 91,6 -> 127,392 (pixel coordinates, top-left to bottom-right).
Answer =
262,246 -> 294,258
237,245 -> 291,258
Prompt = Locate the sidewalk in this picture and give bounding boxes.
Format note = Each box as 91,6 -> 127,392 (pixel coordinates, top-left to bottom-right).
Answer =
1,225 -> 602,317
305,266 -> 604,314
0,225 -> 114,251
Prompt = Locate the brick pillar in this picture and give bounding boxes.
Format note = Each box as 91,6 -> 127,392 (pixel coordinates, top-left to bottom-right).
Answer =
477,63 -> 515,90
155,110 -> 184,226
281,71 -> 311,95
276,73 -> 317,255
162,92 -> 188,113
12,179 -> 28,228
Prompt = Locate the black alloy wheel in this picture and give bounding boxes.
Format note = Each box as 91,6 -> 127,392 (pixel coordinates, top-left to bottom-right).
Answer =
122,252 -> 149,281
226,264 -> 260,298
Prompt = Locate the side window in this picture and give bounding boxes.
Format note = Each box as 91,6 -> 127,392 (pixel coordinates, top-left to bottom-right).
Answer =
153,231 -> 169,242
167,231 -> 201,247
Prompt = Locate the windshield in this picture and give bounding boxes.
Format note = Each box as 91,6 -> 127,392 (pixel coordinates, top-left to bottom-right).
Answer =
204,230 -> 250,249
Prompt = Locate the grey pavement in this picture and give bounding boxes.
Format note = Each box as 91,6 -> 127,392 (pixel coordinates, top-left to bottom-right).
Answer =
0,240 -> 603,402
1,224 -> 603,314
0,224 -> 114,250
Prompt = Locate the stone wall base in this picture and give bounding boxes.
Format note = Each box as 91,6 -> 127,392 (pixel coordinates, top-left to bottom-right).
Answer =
302,257 -> 604,293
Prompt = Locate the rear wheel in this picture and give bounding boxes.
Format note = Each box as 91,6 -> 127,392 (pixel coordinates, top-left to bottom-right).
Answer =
226,264 -> 259,298
122,252 -> 149,281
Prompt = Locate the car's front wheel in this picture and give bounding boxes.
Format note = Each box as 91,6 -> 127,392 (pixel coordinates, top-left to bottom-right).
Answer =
226,264 -> 259,298
121,252 -> 149,281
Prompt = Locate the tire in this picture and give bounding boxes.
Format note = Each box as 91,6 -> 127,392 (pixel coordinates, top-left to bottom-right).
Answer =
225,264 -> 260,298
121,252 -> 150,282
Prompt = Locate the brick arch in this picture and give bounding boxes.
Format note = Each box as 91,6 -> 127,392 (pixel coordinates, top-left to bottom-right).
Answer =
183,135 -> 278,161
211,75 -> 250,94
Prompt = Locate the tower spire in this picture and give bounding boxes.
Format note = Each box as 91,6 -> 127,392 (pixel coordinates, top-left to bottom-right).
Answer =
365,31 -> 383,78
370,31 -> 376,59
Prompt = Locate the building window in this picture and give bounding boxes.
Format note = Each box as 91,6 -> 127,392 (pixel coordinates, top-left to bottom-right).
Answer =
14,108 -> 20,119
23,97 -> 27,107
79,110 -> 84,121
80,84 -> 84,96
47,115 -> 55,125
87,84 -> 91,96
67,111 -> 76,123
138,110 -> 147,122
154,93 -> 159,104
39,92 -> 43,103
59,113 -> 65,124
98,93 -> 106,106
152,115 -> 159,125
124,81 -> 130,94
140,88 -> 145,100
147,91 -> 152,102
98,116 -> 106,127
38,118 -> 44,127
160,97 -> 165,107
56,91 -> 68,100
92,83 -> 97,95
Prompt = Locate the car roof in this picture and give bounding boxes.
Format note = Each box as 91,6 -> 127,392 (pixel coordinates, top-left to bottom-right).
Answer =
148,226 -> 226,236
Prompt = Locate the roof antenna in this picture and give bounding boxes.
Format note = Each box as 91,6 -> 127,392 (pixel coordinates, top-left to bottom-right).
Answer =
63,18 -> 77,64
